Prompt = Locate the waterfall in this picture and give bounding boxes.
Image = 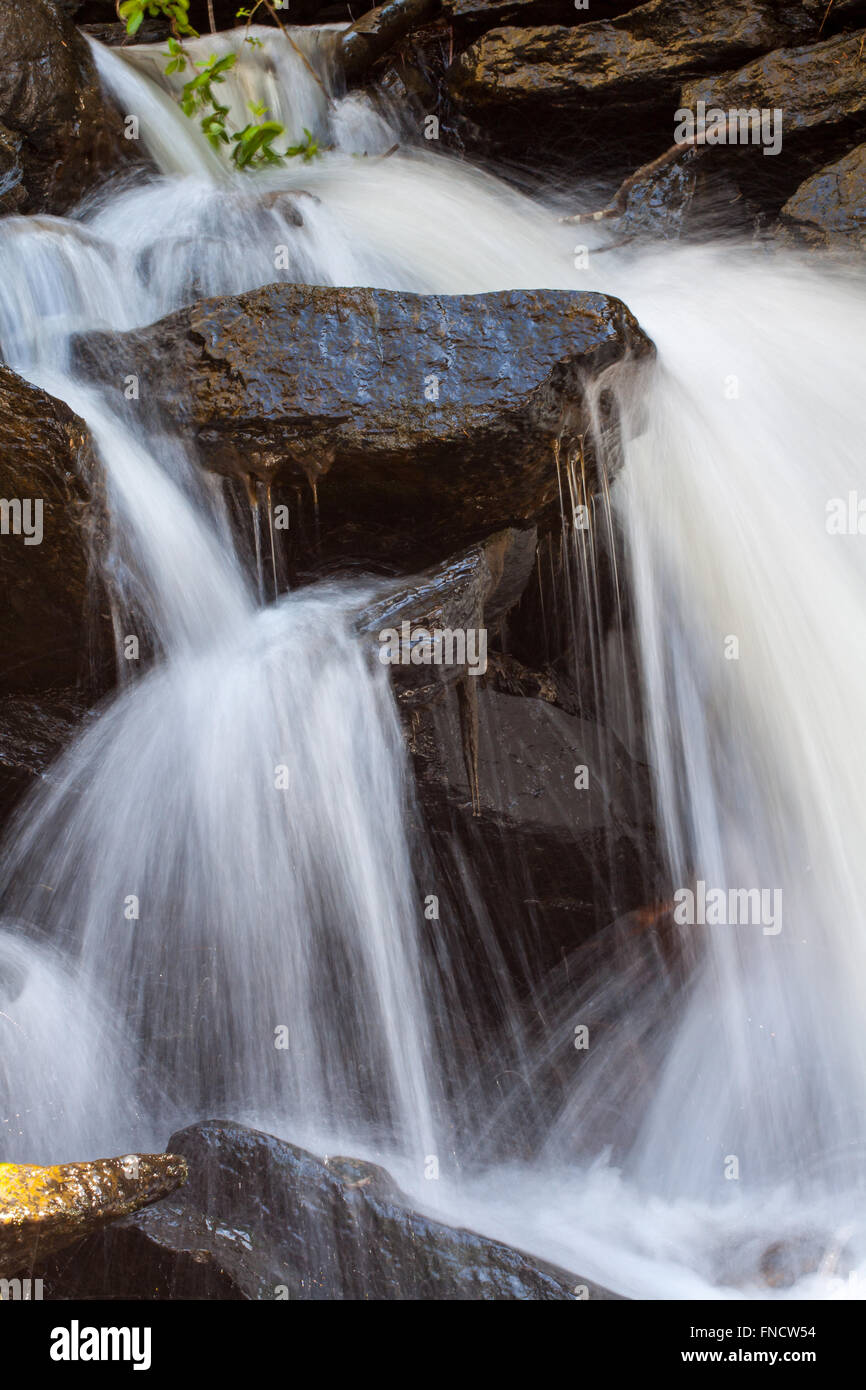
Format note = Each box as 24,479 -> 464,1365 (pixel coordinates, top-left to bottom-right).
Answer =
2,23 -> 865,1299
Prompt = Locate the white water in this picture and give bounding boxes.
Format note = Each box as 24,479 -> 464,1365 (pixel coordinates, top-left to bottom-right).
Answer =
1,25 -> 865,1298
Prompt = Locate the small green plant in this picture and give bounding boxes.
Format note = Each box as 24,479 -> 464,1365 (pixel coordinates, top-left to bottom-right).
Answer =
117,1 -> 196,39
115,1 -> 323,171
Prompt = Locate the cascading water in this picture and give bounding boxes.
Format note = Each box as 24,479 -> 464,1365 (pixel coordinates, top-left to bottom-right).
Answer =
2,23 -> 865,1299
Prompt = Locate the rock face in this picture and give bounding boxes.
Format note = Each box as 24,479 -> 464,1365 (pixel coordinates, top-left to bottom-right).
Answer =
0,1152 -> 187,1278
0,367 -> 111,833
779,143 -> 866,251
406,666 -> 658,1001
680,30 -> 866,166
28,1120 -> 618,1298
358,526 -> 537,700
0,124 -> 27,217
0,366 -> 109,697
448,0 -> 813,161
0,693 -> 88,831
443,0 -> 642,40
0,0 -> 133,214
341,0 -> 441,81
73,283 -> 652,564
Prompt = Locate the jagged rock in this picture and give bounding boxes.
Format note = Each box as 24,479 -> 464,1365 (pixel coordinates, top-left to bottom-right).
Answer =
680,30 -> 866,188
447,0 -> 813,164
0,366 -> 111,697
0,1152 -> 187,1278
0,0 -> 134,214
28,1119 -> 619,1298
357,526 -> 537,702
778,142 -> 866,251
0,124 -> 27,216
72,284 -> 652,566
443,0 -> 642,41
341,0 -> 442,81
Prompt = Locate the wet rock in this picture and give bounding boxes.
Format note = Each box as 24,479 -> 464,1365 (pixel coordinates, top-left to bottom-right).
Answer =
0,693 -> 87,831
341,0 -> 442,82
800,0 -> 866,36
407,675 -> 658,991
357,526 -> 537,702
759,1234 -> 835,1288
680,31 -> 866,211
73,283 -> 651,565
0,1152 -> 187,1278
0,124 -> 27,217
0,0 -> 134,214
447,0 -> 813,165
778,142 -> 866,251
78,20 -> 172,46
443,0 -> 642,41
29,1119 -> 618,1298
0,366 -> 111,697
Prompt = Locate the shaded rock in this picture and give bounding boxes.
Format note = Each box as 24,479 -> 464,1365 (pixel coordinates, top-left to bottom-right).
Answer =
357,526 -> 537,703
0,0 -> 133,214
778,142 -> 866,250
0,692 -> 87,832
73,283 -> 652,566
443,0 -> 643,41
0,366 -> 111,696
341,0 -> 442,82
408,677 -> 657,981
448,0 -> 813,164
0,1152 -> 187,1278
0,124 -> 27,217
680,31 -> 866,212
79,20 -> 172,46
801,0 -> 866,35
30,1119 -> 617,1298
682,28 -> 866,135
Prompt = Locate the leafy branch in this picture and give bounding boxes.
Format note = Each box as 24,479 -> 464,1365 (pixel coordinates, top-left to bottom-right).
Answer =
115,1 -> 324,171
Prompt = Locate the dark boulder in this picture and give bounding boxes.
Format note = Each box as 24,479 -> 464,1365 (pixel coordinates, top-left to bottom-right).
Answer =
72,283 -> 651,568
0,365 -> 110,698
680,30 -> 866,211
0,0 -> 134,214
778,142 -> 866,251
0,1152 -> 187,1278
447,0 -> 813,166
28,1119 -> 617,1298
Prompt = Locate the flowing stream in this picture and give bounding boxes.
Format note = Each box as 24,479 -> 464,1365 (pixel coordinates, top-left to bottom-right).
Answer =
1,25 -> 865,1299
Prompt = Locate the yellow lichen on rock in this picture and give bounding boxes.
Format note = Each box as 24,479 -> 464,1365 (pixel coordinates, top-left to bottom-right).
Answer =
0,1152 -> 187,1279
